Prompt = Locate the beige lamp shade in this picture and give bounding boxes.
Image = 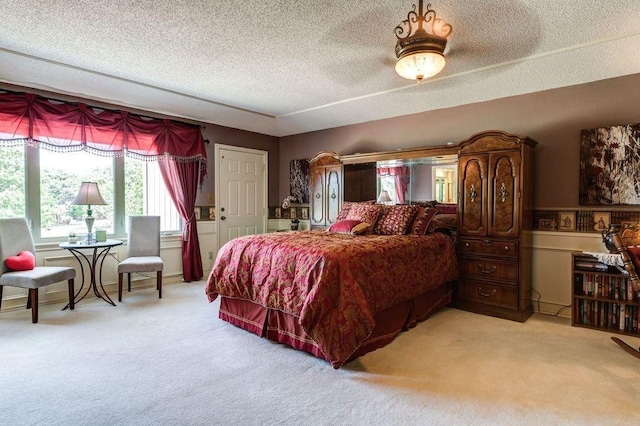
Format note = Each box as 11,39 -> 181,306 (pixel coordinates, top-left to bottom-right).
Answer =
72,182 -> 107,207
377,190 -> 392,204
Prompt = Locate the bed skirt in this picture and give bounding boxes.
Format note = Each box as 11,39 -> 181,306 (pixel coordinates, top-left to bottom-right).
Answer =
218,282 -> 453,366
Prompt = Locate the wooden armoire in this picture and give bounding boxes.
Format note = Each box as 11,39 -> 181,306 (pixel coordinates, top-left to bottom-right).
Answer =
455,130 -> 537,322
309,151 -> 343,229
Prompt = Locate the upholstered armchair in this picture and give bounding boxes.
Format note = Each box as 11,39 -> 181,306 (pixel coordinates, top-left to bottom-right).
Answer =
0,218 -> 76,323
117,216 -> 163,301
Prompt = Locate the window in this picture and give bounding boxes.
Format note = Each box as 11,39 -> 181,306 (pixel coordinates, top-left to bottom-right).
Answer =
125,158 -> 181,232
0,146 -> 181,241
40,150 -> 114,238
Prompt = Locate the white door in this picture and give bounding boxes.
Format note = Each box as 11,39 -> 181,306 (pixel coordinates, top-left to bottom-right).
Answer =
215,144 -> 268,250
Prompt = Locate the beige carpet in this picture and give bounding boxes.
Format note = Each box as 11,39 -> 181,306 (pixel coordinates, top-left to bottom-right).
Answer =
1,281 -> 639,425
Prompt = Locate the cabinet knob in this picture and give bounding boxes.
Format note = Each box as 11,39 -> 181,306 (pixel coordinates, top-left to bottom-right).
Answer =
464,242 -> 470,248
315,193 -> 321,199
504,246 -> 510,252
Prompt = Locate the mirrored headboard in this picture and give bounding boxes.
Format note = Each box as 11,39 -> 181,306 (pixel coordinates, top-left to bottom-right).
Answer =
342,145 -> 458,204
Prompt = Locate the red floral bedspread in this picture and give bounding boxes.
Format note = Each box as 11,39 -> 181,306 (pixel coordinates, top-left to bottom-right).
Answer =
206,230 -> 457,367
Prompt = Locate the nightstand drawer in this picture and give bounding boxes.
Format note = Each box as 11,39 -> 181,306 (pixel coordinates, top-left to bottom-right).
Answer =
458,280 -> 518,309
458,238 -> 518,258
459,257 -> 518,283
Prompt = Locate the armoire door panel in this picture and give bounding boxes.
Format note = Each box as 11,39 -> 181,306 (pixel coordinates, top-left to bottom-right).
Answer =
459,156 -> 487,236
488,152 -> 521,238
326,167 -> 341,225
310,169 -> 325,226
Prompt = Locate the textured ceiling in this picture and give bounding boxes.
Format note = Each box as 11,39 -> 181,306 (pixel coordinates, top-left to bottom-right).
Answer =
1,0 -> 639,137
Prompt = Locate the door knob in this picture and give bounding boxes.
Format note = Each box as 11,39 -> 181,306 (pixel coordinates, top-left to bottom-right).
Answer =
221,216 -> 226,220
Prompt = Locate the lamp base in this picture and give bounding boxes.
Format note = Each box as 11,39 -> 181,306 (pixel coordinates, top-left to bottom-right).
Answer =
85,215 -> 96,243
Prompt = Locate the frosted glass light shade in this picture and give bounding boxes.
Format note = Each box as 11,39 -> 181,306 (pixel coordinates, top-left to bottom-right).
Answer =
395,51 -> 446,81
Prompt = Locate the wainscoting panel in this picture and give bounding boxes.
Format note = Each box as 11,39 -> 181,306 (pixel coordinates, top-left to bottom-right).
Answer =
528,231 -> 605,318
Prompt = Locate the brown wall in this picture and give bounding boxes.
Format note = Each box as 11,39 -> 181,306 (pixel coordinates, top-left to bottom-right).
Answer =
279,73 -> 640,209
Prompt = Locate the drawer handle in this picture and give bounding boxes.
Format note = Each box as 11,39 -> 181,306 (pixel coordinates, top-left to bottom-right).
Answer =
478,264 -> 496,274
469,184 -> 477,203
464,242 -> 470,248
478,287 -> 497,297
482,239 -> 492,245
504,246 -> 510,252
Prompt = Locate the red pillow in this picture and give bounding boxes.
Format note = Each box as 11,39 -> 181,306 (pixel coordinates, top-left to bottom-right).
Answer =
5,250 -> 36,271
435,203 -> 457,214
410,207 -> 438,235
345,204 -> 382,232
327,220 -> 370,235
336,201 -> 354,221
373,205 -> 418,235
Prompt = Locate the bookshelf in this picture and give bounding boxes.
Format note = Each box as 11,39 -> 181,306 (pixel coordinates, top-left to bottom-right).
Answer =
572,252 -> 640,335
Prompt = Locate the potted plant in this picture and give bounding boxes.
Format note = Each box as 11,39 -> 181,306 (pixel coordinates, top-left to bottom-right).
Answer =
68,232 -> 78,244
290,218 -> 299,231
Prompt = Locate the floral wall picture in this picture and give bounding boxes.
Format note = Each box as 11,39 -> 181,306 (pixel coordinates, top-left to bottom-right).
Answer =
579,123 -> 640,204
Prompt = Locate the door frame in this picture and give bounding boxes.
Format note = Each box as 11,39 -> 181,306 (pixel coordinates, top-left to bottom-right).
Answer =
214,143 -> 268,250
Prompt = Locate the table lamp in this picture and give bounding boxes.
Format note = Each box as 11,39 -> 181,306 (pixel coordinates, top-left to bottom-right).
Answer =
72,182 -> 107,241
377,190 -> 392,205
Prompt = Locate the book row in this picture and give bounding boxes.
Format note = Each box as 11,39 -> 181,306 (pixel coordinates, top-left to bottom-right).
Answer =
573,272 -> 639,302
575,299 -> 640,333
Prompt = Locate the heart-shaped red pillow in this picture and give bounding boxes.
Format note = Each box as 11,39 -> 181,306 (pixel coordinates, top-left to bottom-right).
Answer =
5,250 -> 36,271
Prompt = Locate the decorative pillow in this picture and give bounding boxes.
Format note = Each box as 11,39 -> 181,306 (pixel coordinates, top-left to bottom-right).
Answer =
411,200 -> 437,208
427,213 -> 458,233
336,201 -> 354,221
435,203 -> 457,214
327,220 -> 370,235
5,250 -> 36,271
345,204 -> 382,232
409,206 -> 438,235
373,205 -> 418,235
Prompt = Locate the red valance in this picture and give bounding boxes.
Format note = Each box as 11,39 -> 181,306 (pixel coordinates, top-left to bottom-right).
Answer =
0,91 -> 207,178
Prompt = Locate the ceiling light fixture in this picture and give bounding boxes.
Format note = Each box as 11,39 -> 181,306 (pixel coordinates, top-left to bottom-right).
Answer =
394,0 -> 452,83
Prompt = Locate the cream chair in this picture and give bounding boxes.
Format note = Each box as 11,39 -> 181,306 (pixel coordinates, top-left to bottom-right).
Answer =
117,216 -> 163,301
0,217 -> 76,323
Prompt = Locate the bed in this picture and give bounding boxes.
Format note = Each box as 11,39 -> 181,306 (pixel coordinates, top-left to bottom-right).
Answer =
206,203 -> 458,368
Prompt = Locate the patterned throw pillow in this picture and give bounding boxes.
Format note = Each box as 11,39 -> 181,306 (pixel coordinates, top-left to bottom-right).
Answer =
427,213 -> 458,233
336,201 -> 354,221
373,205 -> 419,235
345,204 -> 382,231
409,206 -> 438,235
435,203 -> 457,214
327,220 -> 370,235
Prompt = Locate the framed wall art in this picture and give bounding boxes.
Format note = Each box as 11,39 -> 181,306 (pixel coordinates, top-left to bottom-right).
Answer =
289,159 -> 310,204
558,211 -> 576,231
579,122 -> 640,205
593,211 -> 610,231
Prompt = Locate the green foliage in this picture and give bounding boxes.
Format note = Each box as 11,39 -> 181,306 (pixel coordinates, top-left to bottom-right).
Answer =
0,146 -> 145,232
0,145 -> 26,217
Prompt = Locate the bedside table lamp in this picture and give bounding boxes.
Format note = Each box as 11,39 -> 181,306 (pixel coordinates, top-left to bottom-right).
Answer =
377,190 -> 392,205
72,182 -> 107,242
